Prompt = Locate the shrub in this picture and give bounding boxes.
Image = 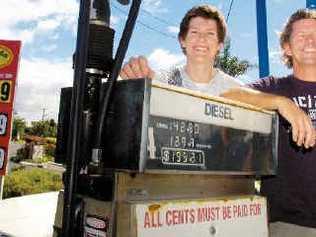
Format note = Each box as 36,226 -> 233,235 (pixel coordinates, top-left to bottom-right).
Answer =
44,143 -> 56,158
11,144 -> 56,164
45,137 -> 56,144
33,155 -> 54,164
3,168 -> 63,199
10,147 -> 29,163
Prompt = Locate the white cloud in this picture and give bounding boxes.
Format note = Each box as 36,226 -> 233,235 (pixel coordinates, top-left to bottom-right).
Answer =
4,18 -> 62,44
14,49 -> 183,122
0,2 -> 76,122
148,48 -> 185,70
50,33 -> 60,41
269,49 -> 282,64
274,29 -> 281,38
0,0 -> 78,25
167,26 -> 179,34
110,15 -> 121,27
0,28 -> 34,44
36,19 -> 61,32
40,44 -> 58,53
0,0 -> 78,43
143,0 -> 167,13
14,57 -> 74,122
16,30 -> 36,44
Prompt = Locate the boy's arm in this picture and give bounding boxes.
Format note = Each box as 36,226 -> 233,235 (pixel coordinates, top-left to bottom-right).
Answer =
221,87 -> 316,149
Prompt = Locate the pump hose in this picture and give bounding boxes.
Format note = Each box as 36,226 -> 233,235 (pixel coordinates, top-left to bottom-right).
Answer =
94,0 -> 142,149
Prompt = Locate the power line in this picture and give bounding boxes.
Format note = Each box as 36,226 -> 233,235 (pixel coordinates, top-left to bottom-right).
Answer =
226,0 -> 235,24
112,2 -> 236,40
113,2 -> 177,26
112,4 -> 177,39
140,7 -> 178,26
136,20 -> 177,39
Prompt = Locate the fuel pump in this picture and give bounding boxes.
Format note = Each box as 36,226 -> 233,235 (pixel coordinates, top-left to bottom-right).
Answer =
57,1 -> 142,236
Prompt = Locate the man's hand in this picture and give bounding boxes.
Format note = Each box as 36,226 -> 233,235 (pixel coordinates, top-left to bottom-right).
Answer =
120,56 -> 155,80
276,97 -> 316,149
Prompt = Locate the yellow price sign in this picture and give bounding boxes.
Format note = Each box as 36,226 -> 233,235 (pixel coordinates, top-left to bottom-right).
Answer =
0,80 -> 12,103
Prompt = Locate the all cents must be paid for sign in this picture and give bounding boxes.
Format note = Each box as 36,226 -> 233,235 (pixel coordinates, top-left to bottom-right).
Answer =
135,195 -> 268,237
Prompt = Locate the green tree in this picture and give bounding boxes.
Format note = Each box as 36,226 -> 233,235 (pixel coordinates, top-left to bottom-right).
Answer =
28,119 -> 57,138
12,116 -> 27,140
215,40 -> 256,77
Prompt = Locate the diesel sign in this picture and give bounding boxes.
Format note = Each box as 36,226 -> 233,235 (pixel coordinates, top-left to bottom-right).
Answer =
204,102 -> 234,120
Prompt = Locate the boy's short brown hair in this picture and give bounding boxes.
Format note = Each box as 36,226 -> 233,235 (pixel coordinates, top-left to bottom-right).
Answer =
178,5 -> 227,44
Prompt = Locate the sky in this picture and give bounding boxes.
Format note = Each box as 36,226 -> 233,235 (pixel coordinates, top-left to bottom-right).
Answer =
0,0 -> 309,122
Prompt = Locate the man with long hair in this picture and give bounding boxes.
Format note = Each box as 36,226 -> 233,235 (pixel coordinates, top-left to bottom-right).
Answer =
249,9 -> 316,236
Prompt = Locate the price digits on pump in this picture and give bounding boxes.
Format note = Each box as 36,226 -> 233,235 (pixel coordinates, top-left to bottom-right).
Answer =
0,80 -> 12,103
168,120 -> 200,149
161,147 -> 205,166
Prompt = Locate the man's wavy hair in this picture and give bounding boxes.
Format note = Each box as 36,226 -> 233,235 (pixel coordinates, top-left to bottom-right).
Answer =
280,9 -> 316,68
178,5 -> 227,53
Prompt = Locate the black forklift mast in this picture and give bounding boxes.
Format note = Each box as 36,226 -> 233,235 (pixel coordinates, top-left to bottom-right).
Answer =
60,0 -> 141,236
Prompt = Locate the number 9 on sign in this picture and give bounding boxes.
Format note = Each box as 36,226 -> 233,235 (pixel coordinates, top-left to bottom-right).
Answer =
0,80 -> 12,103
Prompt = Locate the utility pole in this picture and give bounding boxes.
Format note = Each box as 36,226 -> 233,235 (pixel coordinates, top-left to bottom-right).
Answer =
307,0 -> 316,8
42,108 -> 47,121
0,150 -> 7,200
256,0 -> 270,78
0,176 -> 3,200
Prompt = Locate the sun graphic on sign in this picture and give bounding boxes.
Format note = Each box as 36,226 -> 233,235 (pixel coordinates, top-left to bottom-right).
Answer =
0,45 -> 14,69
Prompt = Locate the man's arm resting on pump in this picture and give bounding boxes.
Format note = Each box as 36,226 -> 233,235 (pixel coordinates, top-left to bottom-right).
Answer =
221,87 -> 316,148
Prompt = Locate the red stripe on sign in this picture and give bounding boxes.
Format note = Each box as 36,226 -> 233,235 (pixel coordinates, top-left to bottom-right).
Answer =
0,40 -> 21,176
